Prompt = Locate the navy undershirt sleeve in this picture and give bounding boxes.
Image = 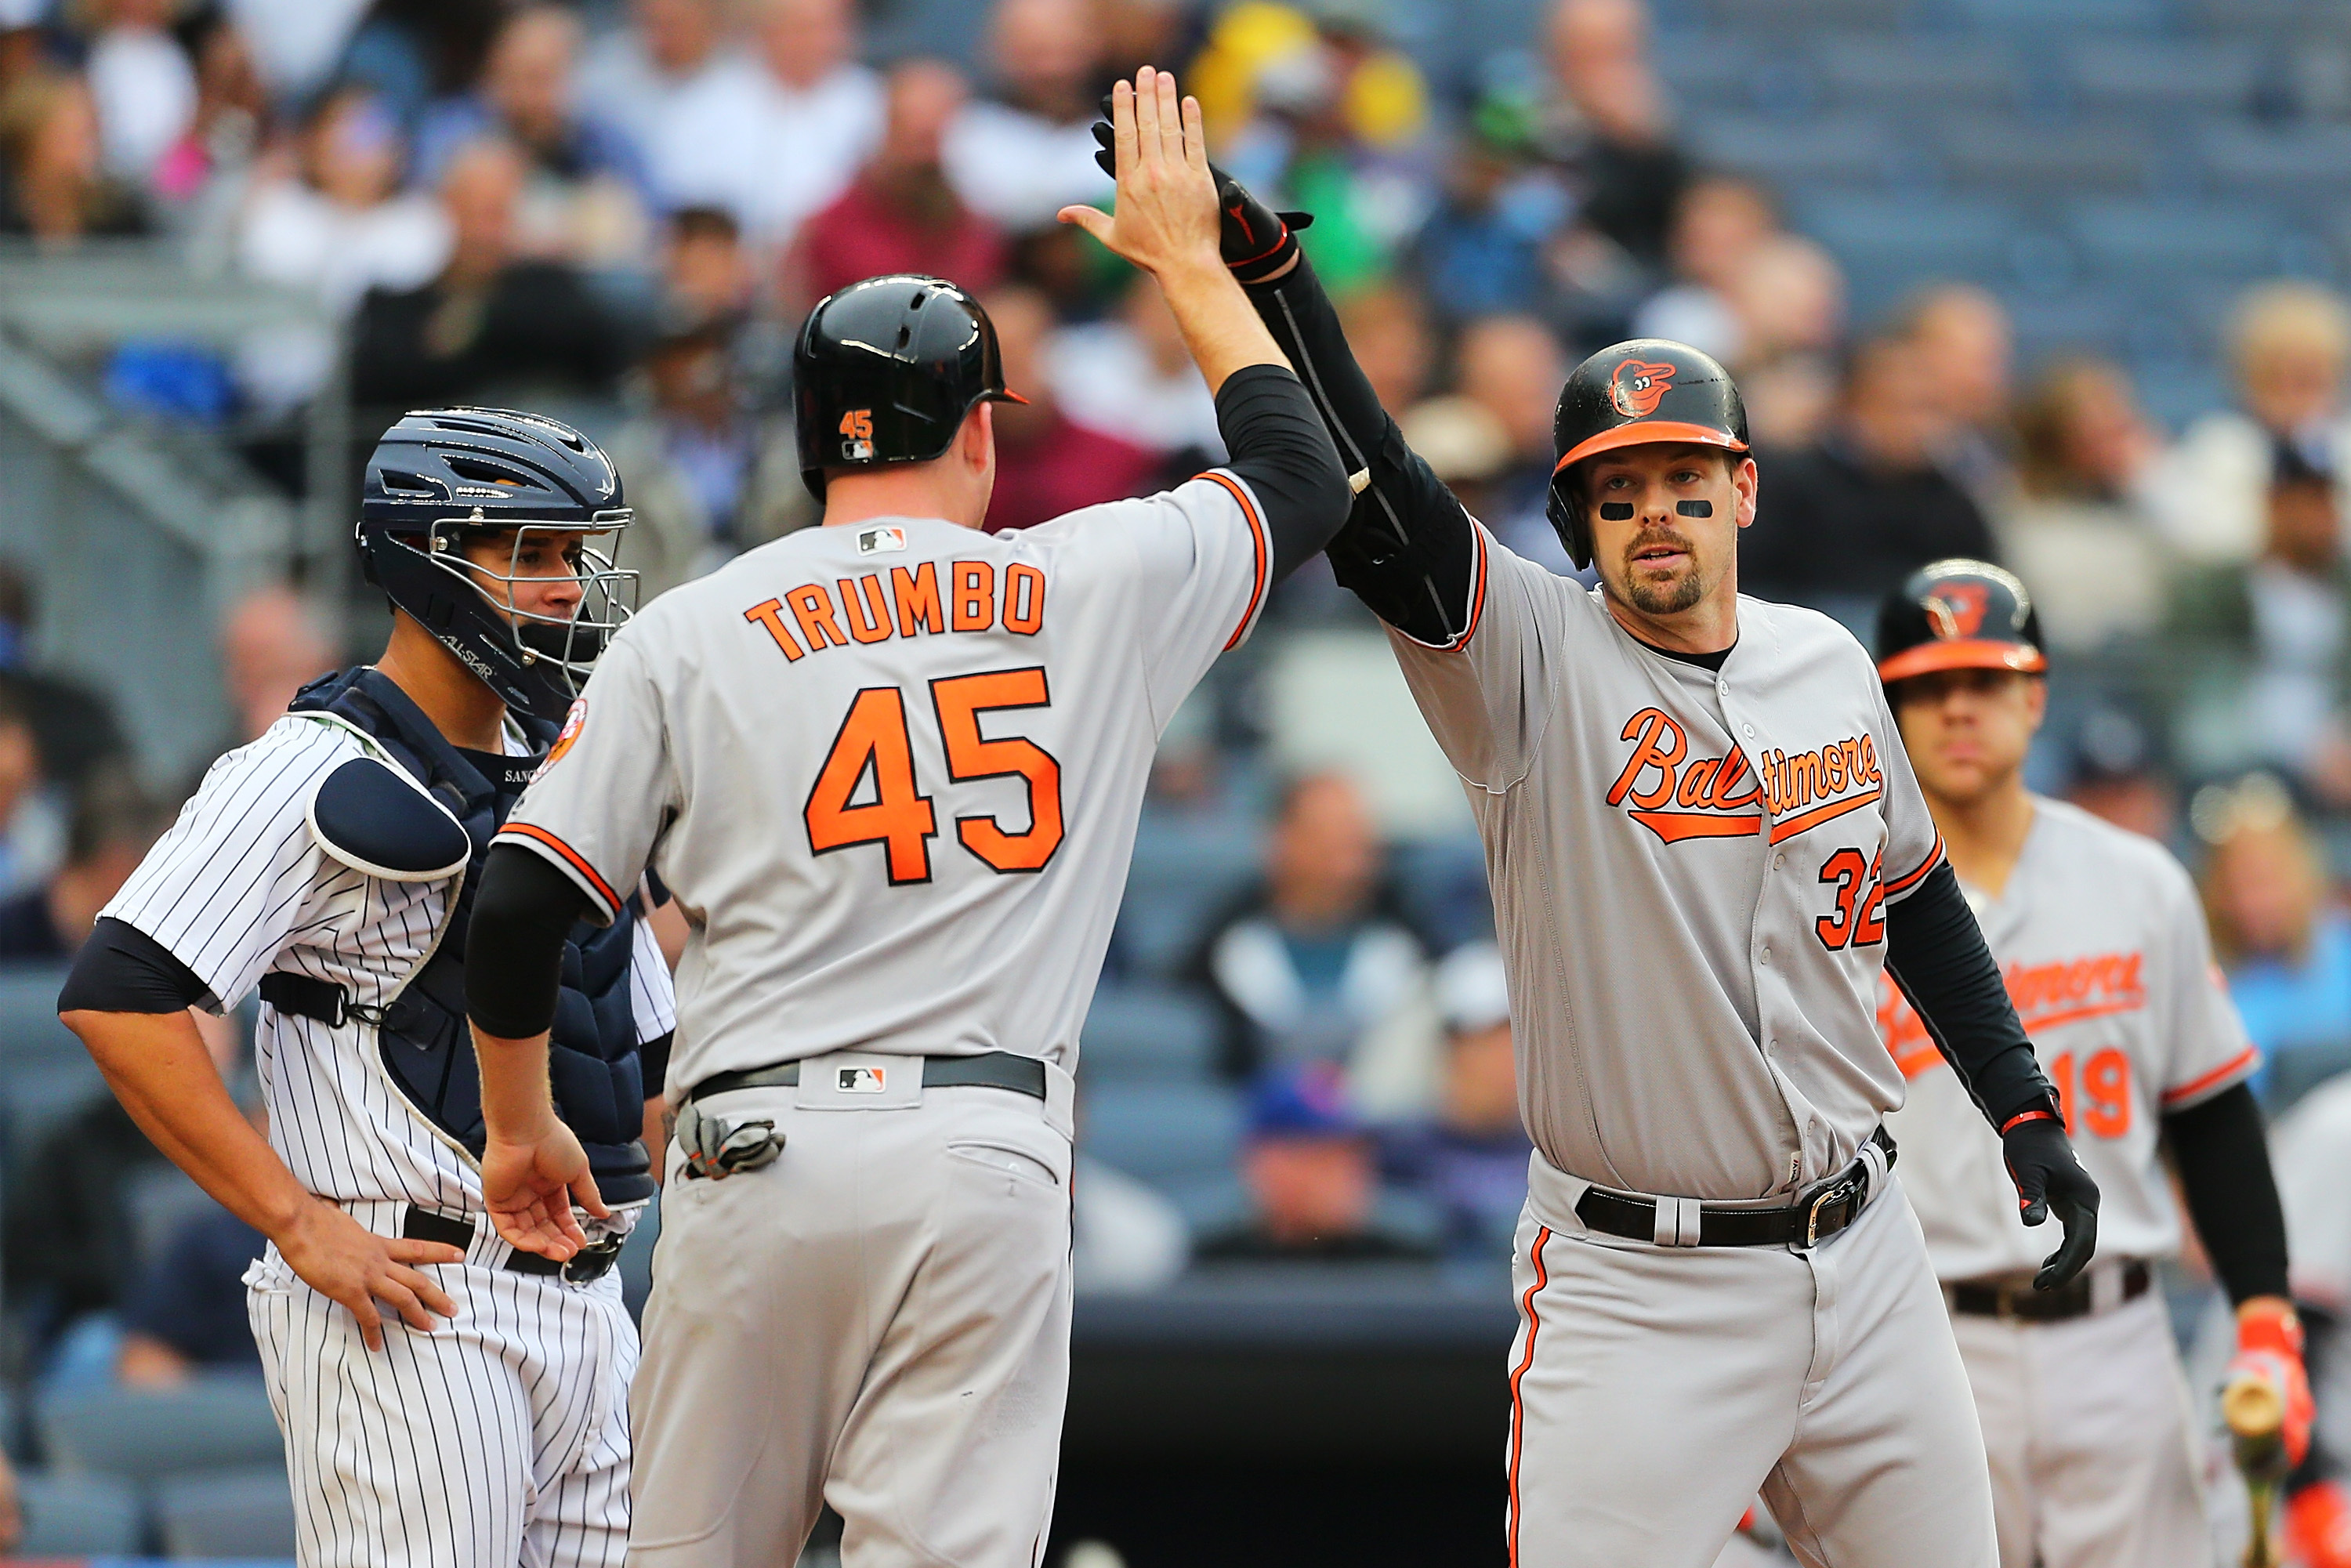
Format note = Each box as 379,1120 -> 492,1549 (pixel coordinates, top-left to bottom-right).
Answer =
58,917 -> 212,1014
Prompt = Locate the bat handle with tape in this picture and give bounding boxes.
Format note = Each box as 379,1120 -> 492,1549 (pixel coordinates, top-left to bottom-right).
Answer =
2227,1371 -> 2287,1568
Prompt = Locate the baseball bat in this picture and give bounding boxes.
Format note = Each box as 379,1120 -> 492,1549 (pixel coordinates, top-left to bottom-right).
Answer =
2225,1370 -> 2288,1568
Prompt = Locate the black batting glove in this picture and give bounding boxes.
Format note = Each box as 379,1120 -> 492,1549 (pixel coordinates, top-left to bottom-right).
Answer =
1089,98 -> 1312,284
2001,1111 -> 2100,1291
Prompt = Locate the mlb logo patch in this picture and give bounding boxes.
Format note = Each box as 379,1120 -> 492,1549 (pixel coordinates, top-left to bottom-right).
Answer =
857,526 -> 907,555
837,1066 -> 887,1093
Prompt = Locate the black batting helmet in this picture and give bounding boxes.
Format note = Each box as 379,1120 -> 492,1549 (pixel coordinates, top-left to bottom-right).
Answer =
359,407 -> 635,722
1545,339 -> 1751,569
1875,559 -> 2046,687
794,274 -> 1026,500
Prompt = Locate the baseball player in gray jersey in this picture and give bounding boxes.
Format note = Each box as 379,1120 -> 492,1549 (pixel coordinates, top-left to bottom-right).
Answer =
58,408 -> 673,1568
1873,561 -> 2309,1568
460,69 -> 1349,1568
1167,154 -> 2103,1564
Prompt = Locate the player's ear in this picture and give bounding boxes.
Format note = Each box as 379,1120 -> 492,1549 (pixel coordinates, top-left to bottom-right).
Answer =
1731,455 -> 1759,530
963,401 -> 993,474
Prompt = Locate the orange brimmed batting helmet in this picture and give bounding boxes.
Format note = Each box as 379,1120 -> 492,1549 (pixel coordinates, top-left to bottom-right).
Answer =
1546,339 -> 1751,568
1876,559 -> 2047,686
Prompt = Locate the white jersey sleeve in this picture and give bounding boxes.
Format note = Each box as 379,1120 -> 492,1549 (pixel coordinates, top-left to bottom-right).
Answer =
1383,521 -> 1562,793
499,634 -> 681,925
101,719 -> 355,1009
629,910 -> 678,1043
1088,469 -> 1272,730
2150,856 -> 2258,1110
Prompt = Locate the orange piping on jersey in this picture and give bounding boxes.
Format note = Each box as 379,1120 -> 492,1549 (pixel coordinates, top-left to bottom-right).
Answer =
1444,521 -> 1491,652
1197,470 -> 1268,651
1882,835 -> 1944,899
1507,1225 -> 1551,1568
2018,996 -> 2146,1034
1766,786 -> 1882,845
1628,808 -> 1763,842
2159,1044 -> 2260,1106
495,823 -> 622,917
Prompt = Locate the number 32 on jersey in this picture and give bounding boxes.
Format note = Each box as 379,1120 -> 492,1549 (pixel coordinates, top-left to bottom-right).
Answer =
804,667 -> 1063,885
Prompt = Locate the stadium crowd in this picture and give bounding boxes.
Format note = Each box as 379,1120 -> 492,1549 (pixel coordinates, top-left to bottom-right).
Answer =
7,0 -> 2351,1554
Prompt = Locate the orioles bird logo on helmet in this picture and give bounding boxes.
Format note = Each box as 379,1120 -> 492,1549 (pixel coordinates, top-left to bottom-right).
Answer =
1922,582 -> 1992,639
1610,359 -> 1678,418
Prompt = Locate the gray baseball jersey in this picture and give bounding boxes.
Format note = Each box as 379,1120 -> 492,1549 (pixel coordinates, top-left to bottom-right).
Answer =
1882,796 -> 2256,1280
500,477 -> 1271,1095
1392,523 -> 1944,1201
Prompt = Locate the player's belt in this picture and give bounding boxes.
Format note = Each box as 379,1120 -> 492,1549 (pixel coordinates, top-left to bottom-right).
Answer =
1947,1258 -> 2152,1323
1573,1128 -> 1897,1249
686,1051 -> 1048,1105
400,1205 -> 624,1285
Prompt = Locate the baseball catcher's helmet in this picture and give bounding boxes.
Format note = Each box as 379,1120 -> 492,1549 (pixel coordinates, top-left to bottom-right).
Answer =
1875,559 -> 2047,687
1545,339 -> 1751,569
794,273 -> 1026,500
360,407 -> 636,722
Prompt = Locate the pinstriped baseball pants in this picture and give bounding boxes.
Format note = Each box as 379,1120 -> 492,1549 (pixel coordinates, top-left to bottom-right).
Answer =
246,1241 -> 636,1568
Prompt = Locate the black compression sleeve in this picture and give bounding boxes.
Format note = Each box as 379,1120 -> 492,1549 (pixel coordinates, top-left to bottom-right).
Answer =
465,843 -> 590,1040
1212,363 -> 1351,581
1882,863 -> 2061,1130
59,917 -> 212,1013
641,1030 -> 674,1099
1241,255 -> 1480,644
2165,1082 -> 2291,1304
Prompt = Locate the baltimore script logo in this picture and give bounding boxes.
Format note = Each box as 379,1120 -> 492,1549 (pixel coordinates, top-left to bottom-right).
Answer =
1606,708 -> 1886,846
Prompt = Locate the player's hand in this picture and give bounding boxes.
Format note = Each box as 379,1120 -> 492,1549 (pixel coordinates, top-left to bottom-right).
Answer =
481,1116 -> 608,1262
1057,67 -> 1221,279
2228,1298 -> 2316,1470
2288,1478 -> 2351,1568
1087,102 -> 1313,284
2000,1113 -> 2099,1290
274,1197 -> 462,1352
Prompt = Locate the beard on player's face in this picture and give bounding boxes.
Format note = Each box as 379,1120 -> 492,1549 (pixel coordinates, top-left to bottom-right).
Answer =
1613,525 -> 1711,615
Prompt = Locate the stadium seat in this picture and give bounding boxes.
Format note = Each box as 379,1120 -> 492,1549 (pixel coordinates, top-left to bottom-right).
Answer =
2067,38 -> 2260,117
0,1053 -> 110,1150
1797,194 -> 2026,287
15,1469 -> 145,1555
1081,1082 -> 1243,1190
154,1465 -> 299,1559
1686,114 -> 1905,189
1649,31 -> 1767,106
2064,201 -> 2295,282
0,964 -> 79,1059
2197,124 -> 2351,202
1933,117 -> 2155,194
1081,986 -> 1218,1084
1698,0 -> 1916,31
1951,0 -> 2163,26
37,1374 -> 284,1482
1114,813 -> 1262,979
1810,35 -> 2021,113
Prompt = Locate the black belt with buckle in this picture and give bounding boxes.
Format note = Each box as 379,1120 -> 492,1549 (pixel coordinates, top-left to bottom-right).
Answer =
1948,1259 -> 2151,1323
686,1051 -> 1047,1106
401,1205 -> 622,1285
1574,1128 -> 1897,1248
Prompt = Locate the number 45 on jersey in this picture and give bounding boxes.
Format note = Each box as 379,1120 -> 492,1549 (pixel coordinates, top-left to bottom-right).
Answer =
806,668 -> 1064,885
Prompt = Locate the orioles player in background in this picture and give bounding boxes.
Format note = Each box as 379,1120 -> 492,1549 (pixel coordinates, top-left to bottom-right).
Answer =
460,69 -> 1350,1567
1157,139 -> 2099,1563
1873,560 -> 2325,1568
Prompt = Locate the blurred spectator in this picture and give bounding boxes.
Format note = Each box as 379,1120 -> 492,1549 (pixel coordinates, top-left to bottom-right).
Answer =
219,581 -> 337,748
0,69 -> 148,242
150,15 -> 264,213
223,0 -> 374,106
0,683 -> 60,898
1455,313 -> 1574,571
659,0 -> 882,245
0,561 -> 129,789
332,0 -> 505,129
1745,334 -> 1996,624
1195,1063 -> 1440,1263
239,85 -> 449,314
1995,356 -> 2170,657
943,0 -> 1113,230
2156,282 -> 2351,566
1411,90 -> 1572,326
0,769 -> 166,962
1047,271 -> 1224,465
790,59 -> 1005,309
1631,174 -> 1777,364
2168,450 -> 2351,804
1900,284 -> 2015,502
1539,0 -> 1687,270
608,317 -> 806,602
2063,708 -> 2176,845
1399,394 -> 1512,527
1072,1149 -> 1190,1294
1380,943 -> 1531,1260
1193,772 -> 1433,1088
413,5 -> 652,270
115,1208 -> 266,1384
579,0 -> 748,173
981,284 -> 1157,534
83,0 -> 195,186
1339,281 -> 1433,414
1724,234 -> 1843,451
2198,776 -> 2351,1107
350,137 -> 626,408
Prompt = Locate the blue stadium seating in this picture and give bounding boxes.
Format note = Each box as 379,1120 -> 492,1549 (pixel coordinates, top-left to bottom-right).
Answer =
2065,201 -> 2298,283
1082,1082 -> 1242,1187
1810,35 -> 2023,114
1933,116 -> 2156,194
1081,987 -> 1218,1084
15,1469 -> 144,1555
2197,123 -> 2351,202
38,1374 -> 284,1482
2065,38 -> 2260,116
1687,114 -> 1906,190
154,1465 -> 299,1558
